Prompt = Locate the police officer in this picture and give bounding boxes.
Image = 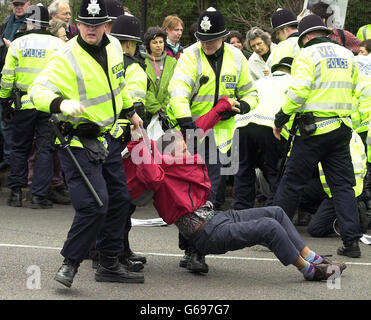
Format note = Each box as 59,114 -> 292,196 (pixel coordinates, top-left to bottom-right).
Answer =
167,7 -> 258,272
232,57 -> 293,210
270,8 -> 300,65
273,14 -> 363,258
0,5 -> 63,208
29,0 -> 144,287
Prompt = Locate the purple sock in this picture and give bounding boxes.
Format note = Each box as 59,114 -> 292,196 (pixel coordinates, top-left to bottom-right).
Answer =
304,251 -> 323,264
300,262 -> 315,280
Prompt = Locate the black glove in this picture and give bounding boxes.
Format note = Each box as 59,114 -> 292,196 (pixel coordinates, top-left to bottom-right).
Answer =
274,108 -> 291,128
219,100 -> 250,120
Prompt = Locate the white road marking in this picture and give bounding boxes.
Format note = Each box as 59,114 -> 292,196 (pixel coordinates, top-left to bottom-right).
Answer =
1,243 -> 370,266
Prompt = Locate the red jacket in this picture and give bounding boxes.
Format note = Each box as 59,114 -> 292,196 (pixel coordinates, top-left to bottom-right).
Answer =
124,140 -> 210,224
123,96 -> 234,223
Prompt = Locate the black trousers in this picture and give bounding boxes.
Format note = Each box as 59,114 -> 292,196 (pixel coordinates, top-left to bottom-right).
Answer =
58,136 -> 132,263
7,109 -> 54,197
273,124 -> 362,245
232,123 -> 283,209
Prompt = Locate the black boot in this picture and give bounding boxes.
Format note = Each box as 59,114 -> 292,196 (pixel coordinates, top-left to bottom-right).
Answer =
7,188 -> 22,207
337,241 -> 361,258
179,249 -> 192,268
27,195 -> 53,209
95,252 -> 144,283
187,251 -> 209,273
54,258 -> 79,288
126,250 -> 147,264
118,254 -> 144,272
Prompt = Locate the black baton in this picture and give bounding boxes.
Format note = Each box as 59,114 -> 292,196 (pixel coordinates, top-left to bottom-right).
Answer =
49,114 -> 104,207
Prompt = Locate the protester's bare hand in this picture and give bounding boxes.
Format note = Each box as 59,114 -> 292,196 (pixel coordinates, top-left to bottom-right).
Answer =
297,9 -> 307,22
227,98 -> 240,108
263,69 -> 270,76
273,125 -> 282,140
3,38 -> 11,48
231,106 -> 240,113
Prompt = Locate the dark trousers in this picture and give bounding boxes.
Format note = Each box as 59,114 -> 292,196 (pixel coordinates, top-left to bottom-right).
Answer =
307,198 -> 337,237
273,124 -> 362,245
7,109 -> 54,197
191,206 -> 306,266
232,124 -> 283,210
58,136 -> 131,263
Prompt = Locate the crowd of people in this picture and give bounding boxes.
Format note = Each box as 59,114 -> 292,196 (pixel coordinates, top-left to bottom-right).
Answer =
0,0 -> 370,288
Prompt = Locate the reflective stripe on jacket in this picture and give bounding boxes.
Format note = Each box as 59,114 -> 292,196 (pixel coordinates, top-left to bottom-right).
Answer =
167,42 -> 258,153
0,31 -> 64,110
282,40 -> 358,136
29,35 -> 133,147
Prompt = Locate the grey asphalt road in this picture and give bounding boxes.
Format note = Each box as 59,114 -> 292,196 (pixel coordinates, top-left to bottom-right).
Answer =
0,188 -> 370,303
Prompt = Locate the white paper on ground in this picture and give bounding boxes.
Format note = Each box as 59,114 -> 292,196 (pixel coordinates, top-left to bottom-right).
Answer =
360,234 -> 371,245
131,218 -> 167,227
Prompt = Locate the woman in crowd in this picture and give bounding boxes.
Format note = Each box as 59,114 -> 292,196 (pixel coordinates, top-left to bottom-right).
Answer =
245,27 -> 276,80
142,26 -> 177,122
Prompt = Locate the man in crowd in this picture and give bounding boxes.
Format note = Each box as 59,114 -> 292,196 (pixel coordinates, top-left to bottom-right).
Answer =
48,0 -> 78,40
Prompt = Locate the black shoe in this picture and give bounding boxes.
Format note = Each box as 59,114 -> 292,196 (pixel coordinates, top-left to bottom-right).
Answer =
337,241 -> 361,258
54,258 -> 79,288
27,195 -> 53,209
95,253 -> 144,283
118,255 -> 144,272
318,255 -> 347,273
127,251 -> 147,264
0,161 -> 10,171
179,250 -> 192,268
92,259 -> 99,269
7,188 -> 22,207
187,252 -> 209,273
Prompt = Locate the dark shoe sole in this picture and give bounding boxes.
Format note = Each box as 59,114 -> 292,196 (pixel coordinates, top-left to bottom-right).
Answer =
337,248 -> 361,258
7,202 -> 22,207
25,203 -> 53,209
186,263 -> 209,274
54,274 -> 73,288
95,274 -> 144,283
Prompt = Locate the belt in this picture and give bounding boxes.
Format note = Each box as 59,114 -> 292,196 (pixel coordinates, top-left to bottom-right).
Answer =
314,116 -> 339,122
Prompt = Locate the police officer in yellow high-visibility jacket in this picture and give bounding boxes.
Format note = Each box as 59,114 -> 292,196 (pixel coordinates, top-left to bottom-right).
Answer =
28,0 -> 144,288
270,8 -> 300,66
0,5 -> 63,208
273,15 -> 363,258
167,7 -> 258,273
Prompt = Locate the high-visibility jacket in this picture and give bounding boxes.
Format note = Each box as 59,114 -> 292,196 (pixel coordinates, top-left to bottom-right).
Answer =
29,34 -> 133,148
320,130 -> 366,198
356,24 -> 371,41
352,55 -> 371,134
0,30 -> 64,110
271,35 -> 300,65
167,42 -> 258,153
282,38 -> 358,136
235,71 -> 292,140
123,54 -> 147,105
